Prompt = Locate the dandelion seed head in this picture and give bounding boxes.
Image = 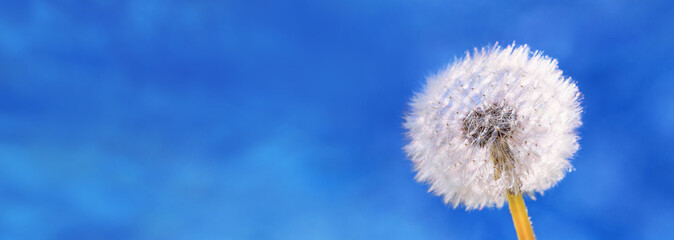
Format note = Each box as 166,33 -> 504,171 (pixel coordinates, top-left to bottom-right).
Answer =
403,43 -> 582,210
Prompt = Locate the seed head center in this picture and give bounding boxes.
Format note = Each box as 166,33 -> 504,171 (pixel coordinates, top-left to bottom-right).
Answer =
461,103 -> 518,147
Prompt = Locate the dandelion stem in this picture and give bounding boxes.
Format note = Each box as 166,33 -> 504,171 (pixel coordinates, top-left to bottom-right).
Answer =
507,191 -> 535,240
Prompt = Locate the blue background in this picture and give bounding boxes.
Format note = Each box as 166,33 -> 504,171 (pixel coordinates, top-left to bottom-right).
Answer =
1,1 -> 673,239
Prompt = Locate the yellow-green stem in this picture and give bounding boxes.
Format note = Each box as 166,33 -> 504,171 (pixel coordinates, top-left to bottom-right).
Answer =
507,191 -> 535,240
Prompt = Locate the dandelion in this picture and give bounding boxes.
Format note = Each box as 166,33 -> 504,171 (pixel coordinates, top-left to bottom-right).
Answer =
404,43 -> 582,239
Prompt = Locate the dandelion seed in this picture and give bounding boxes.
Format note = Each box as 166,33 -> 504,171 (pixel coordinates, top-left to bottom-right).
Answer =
403,43 -> 582,239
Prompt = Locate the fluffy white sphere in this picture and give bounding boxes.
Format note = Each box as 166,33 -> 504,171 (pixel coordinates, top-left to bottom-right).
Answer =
404,44 -> 582,210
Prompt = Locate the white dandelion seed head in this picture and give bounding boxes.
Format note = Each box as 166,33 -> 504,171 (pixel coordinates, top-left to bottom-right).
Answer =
404,43 -> 582,210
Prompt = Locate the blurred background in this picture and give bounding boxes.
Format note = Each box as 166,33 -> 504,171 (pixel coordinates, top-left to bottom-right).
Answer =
1,1 -> 673,239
